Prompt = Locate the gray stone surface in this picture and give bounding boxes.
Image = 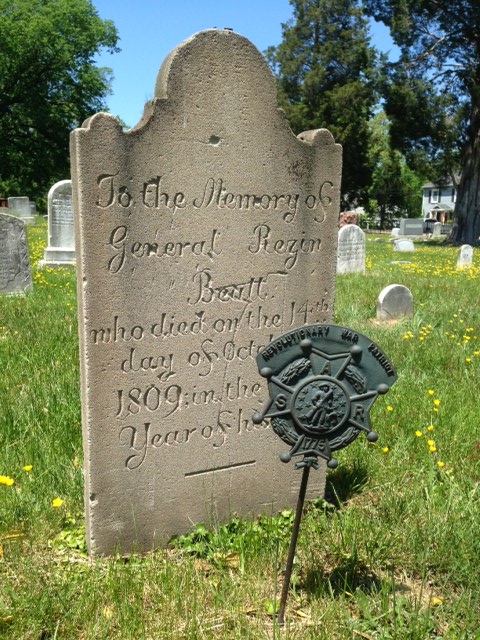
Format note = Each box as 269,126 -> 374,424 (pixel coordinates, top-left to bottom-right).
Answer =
40,180 -> 75,268
391,228 -> 400,237
457,244 -> 473,268
70,30 -> 342,555
377,284 -> 413,321
337,224 -> 365,274
0,213 -> 33,295
399,218 -> 423,236
393,239 -> 415,252
432,222 -> 443,237
7,196 -> 34,225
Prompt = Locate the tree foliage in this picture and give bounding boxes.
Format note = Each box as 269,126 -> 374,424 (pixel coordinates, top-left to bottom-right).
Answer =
0,0 -> 118,205
266,0 -> 382,209
364,0 -> 480,243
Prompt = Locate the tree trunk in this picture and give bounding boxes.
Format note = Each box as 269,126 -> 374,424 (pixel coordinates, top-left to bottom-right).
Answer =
447,96 -> 480,245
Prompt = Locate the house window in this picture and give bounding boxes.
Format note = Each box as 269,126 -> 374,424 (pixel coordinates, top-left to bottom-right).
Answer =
430,189 -> 439,203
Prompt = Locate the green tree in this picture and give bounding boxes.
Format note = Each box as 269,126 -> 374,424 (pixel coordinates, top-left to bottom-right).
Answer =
0,0 -> 118,206
266,0 -> 382,209
364,0 -> 480,244
367,110 -> 424,228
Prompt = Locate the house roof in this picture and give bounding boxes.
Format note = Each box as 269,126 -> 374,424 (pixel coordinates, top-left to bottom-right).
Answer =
422,175 -> 460,189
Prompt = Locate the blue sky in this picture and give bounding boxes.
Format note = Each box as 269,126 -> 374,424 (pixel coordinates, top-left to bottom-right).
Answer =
92,0 -> 399,129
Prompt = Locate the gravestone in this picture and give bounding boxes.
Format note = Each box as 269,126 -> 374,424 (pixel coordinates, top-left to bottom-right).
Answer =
337,224 -> 365,274
0,212 -> 33,295
457,244 -> 473,268
391,228 -> 400,237
399,218 -> 423,236
432,222 -> 442,237
7,196 -> 34,225
39,180 -> 75,268
377,284 -> 413,321
393,238 -> 415,252
71,30 -> 342,555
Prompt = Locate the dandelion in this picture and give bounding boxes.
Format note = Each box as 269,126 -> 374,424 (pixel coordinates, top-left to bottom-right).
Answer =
430,597 -> 443,607
437,461 -> 445,468
382,447 -> 389,453
466,358 -> 472,363
427,390 -> 434,396
386,406 -> 393,412
415,430 -> 422,437
52,497 -> 64,508
0,475 -> 14,486
22,465 -> 32,472
433,399 -> 440,406
429,445 -> 437,453
427,439 -> 435,447
427,425 -> 434,432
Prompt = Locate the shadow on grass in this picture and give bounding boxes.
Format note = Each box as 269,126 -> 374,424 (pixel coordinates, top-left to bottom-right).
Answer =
301,557 -> 382,597
324,460 -> 369,508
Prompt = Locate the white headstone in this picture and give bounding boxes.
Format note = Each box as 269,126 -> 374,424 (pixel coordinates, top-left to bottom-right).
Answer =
0,213 -> 33,295
393,239 -> 415,252
337,224 -> 365,274
377,284 -> 413,321
432,222 -> 442,237
40,180 -> 75,268
7,196 -> 34,225
391,228 -> 400,237
70,30 -> 342,555
457,244 -> 473,269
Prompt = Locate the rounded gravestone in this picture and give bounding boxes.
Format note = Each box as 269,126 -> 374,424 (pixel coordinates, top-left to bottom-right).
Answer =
336,224 -> 365,274
376,284 -> 413,321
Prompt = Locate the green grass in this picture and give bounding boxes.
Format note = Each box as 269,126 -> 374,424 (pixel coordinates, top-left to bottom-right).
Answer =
1,222 -> 479,638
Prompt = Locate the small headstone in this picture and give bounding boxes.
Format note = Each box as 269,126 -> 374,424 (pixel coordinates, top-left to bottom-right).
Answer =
457,244 -> 473,268
376,284 -> 413,321
7,197 -> 34,225
399,218 -> 423,236
391,228 -> 400,237
0,213 -> 33,295
432,222 -> 442,237
393,239 -> 415,252
337,224 -> 365,274
71,30 -> 342,555
39,180 -> 75,268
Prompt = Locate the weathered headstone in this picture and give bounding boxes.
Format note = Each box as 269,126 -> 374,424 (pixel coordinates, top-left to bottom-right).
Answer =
70,30 -> 342,555
399,218 -> 423,236
432,222 -> 442,237
7,196 -> 34,225
391,228 -> 400,237
457,244 -> 473,269
376,284 -> 413,321
39,180 -> 75,268
337,224 -> 365,274
0,213 -> 33,295
393,238 -> 415,252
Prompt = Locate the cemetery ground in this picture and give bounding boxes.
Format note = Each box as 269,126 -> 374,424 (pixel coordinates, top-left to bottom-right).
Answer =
1,219 -> 479,639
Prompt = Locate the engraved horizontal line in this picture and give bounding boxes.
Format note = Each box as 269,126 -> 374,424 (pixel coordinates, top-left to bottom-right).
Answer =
185,460 -> 256,478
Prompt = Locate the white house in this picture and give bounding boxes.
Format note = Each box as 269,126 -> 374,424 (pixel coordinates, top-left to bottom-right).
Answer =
422,178 -> 457,223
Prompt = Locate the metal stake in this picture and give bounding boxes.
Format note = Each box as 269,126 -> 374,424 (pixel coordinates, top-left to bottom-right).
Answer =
277,464 -> 311,625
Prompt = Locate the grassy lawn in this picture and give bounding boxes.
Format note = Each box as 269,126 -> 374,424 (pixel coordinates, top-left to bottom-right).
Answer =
1,219 -> 479,639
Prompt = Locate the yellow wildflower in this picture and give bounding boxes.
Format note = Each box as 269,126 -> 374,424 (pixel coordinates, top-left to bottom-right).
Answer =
381,447 -> 389,453
52,497 -> 64,508
437,461 -> 445,468
427,439 -> 435,447
433,399 -> 440,406
429,445 -> 437,453
22,465 -> 32,472
0,475 -> 14,486
427,425 -> 434,432
430,597 -> 443,607
427,390 -> 434,396
415,430 -> 422,437
386,406 -> 393,412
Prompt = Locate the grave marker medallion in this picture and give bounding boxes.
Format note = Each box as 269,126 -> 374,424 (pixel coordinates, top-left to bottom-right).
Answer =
71,30 -> 342,555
